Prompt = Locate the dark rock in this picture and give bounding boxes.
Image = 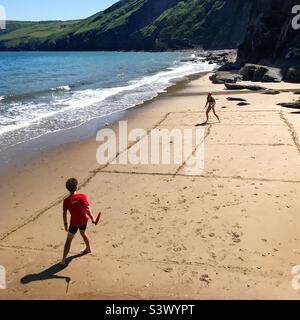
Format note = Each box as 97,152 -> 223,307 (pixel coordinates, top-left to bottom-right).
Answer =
224,83 -> 266,91
202,50 -> 237,66
262,90 -> 280,95
284,67 -> 300,83
224,83 -> 247,90
262,68 -> 283,82
209,71 -> 243,84
237,0 -> 300,65
237,102 -> 250,106
240,64 -> 267,81
218,62 -> 242,71
246,85 -> 267,91
226,97 -> 247,101
240,64 -> 283,82
181,58 -> 198,63
285,48 -> 300,60
277,101 -> 300,109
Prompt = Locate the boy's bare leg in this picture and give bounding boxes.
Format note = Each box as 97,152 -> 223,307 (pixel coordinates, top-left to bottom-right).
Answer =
61,232 -> 74,265
80,230 -> 92,254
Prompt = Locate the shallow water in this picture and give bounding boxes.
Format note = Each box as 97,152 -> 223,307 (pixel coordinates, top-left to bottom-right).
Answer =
0,51 -> 215,151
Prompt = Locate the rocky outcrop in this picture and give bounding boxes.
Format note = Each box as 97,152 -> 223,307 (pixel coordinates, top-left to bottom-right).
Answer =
224,83 -> 266,91
209,71 -> 243,84
237,0 -> 300,67
284,67 -> 300,83
240,64 -> 283,82
226,97 -> 247,102
262,90 -> 281,95
277,101 -> 300,109
203,50 -> 237,65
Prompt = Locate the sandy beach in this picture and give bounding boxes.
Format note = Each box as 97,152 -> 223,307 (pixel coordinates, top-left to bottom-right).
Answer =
1,72 -> 300,299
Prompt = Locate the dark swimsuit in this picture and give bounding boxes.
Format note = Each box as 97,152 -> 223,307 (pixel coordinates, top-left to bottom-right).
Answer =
208,97 -> 215,107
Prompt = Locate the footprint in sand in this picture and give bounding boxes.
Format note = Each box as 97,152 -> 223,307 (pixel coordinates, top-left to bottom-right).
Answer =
231,232 -> 241,243
199,274 -> 211,285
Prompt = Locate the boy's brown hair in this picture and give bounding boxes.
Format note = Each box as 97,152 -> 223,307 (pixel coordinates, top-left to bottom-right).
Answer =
66,178 -> 78,193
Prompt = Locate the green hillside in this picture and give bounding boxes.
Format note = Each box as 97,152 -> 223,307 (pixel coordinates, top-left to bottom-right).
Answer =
0,0 -> 251,51
0,20 -> 80,50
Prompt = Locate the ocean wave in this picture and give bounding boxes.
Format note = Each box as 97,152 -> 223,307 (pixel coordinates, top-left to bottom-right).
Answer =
50,85 -> 71,92
0,59 -> 216,149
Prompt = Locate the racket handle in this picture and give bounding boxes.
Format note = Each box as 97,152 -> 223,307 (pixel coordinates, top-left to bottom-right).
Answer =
94,212 -> 101,225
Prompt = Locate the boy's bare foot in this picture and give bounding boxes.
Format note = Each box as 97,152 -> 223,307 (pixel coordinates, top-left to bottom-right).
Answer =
81,248 -> 92,254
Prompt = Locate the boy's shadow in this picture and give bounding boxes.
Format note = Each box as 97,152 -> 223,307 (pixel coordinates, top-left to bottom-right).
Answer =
20,253 -> 85,285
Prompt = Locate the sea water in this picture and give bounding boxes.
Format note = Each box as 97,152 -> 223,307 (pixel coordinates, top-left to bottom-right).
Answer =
0,51 -> 215,151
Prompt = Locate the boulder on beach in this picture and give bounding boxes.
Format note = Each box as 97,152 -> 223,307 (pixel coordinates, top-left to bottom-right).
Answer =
277,101 -> 300,109
201,50 -> 238,67
262,89 -> 281,95
224,83 -> 266,91
240,64 -> 283,82
218,62 -> 242,71
226,97 -> 247,101
224,83 -> 246,90
262,68 -> 283,82
209,72 -> 243,84
284,67 -> 300,83
237,102 -> 250,106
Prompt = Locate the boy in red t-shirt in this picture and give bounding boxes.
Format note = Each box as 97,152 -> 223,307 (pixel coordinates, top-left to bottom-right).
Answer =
60,178 -> 96,266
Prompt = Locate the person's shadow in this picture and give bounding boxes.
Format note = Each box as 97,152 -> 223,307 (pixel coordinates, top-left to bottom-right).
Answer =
20,253 -> 85,285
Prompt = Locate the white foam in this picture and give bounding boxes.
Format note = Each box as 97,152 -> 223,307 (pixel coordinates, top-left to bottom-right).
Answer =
0,60 -> 216,138
50,85 -> 71,92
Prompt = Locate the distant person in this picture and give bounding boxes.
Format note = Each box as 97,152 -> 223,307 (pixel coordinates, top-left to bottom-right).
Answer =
202,93 -> 220,125
60,178 -> 97,266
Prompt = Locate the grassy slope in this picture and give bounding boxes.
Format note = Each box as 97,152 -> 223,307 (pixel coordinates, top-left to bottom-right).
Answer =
0,0 -> 249,51
0,20 -> 80,48
45,0 -> 148,43
139,0 -> 225,39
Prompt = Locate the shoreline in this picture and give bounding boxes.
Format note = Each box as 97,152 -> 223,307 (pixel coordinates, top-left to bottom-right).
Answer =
0,70 -> 212,239
0,70 -> 212,177
1,71 -> 300,299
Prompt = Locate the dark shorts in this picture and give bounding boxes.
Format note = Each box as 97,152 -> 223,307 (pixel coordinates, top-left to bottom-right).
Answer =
68,224 -> 87,235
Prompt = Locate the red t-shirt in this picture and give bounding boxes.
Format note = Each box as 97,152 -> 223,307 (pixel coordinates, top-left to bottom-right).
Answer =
63,194 -> 90,227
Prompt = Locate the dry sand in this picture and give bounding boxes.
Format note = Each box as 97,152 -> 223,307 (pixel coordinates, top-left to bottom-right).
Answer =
1,73 -> 300,299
